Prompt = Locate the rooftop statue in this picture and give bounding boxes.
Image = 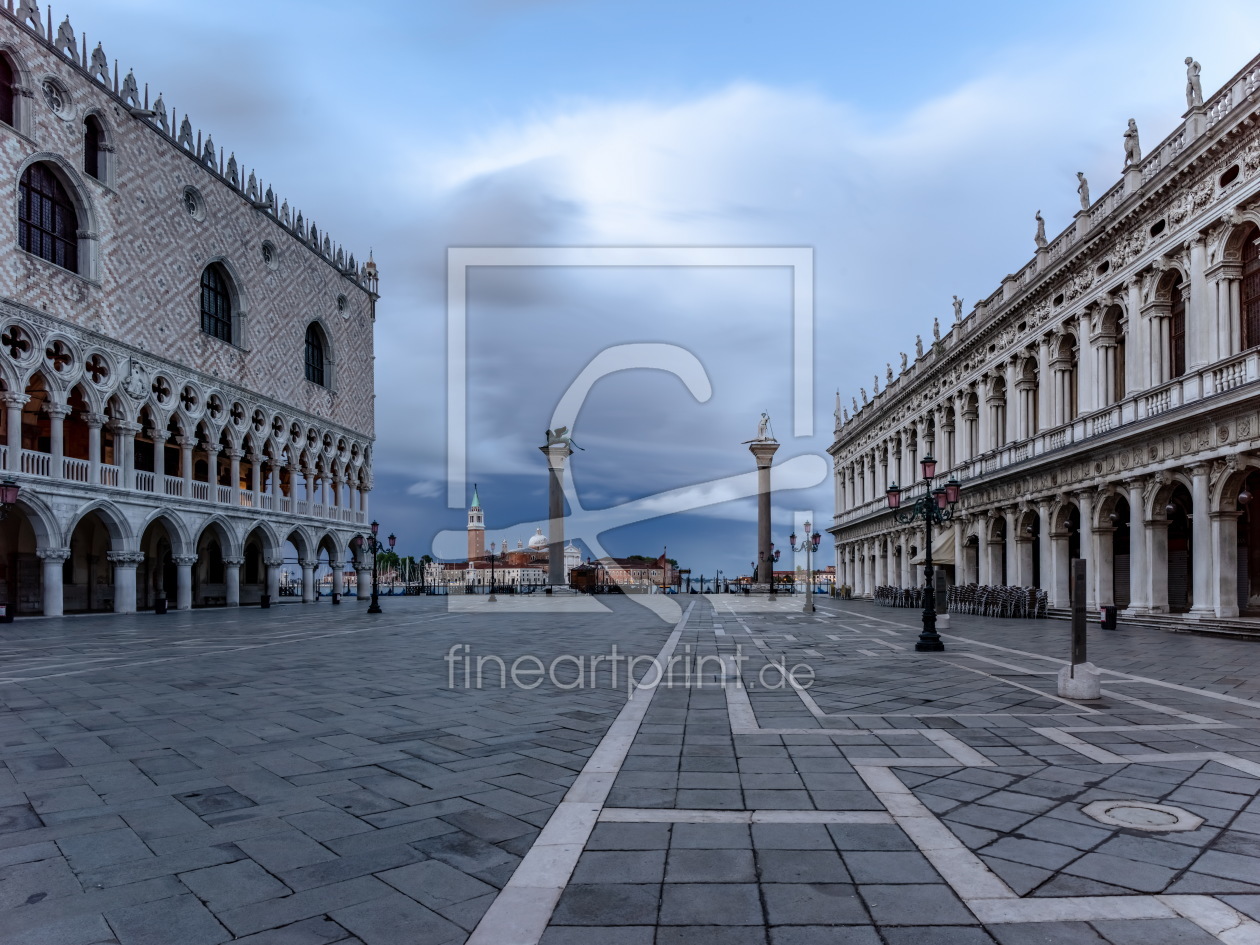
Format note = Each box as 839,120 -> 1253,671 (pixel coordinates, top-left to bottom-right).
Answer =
1186,57 -> 1203,108
933,317 -> 941,341
1076,172 -> 1090,211
1035,211 -> 1048,249
1123,118 -> 1142,167
952,295 -> 963,321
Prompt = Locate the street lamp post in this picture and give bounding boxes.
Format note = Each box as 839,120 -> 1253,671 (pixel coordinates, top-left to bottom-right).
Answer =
352,521 -> 394,614
488,543 -> 499,603
886,457 -> 961,652
788,522 -> 822,613
716,569 -> 724,594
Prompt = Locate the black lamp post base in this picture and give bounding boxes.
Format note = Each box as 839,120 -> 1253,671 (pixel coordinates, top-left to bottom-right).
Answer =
914,637 -> 945,652
367,601 -> 382,614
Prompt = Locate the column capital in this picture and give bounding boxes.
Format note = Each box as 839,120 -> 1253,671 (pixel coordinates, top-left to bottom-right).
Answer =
175,436 -> 196,448
223,448 -> 243,460
1187,461 -> 1212,477
299,559 -> 318,569
221,556 -> 246,567
203,444 -> 222,456
0,392 -> 29,407
36,547 -> 71,562
329,560 -> 345,570
43,402 -> 72,419
110,420 -> 142,436
82,412 -> 106,428
172,554 -> 198,566
106,551 -> 145,565
263,557 -> 286,568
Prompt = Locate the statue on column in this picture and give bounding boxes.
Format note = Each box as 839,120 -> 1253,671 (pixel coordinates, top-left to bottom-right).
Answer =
886,363 -> 894,384
1034,211 -> 1048,249
1076,172 -> 1090,210
756,412 -> 774,441
915,335 -> 924,358
1123,118 -> 1141,167
852,395 -> 860,413
1185,57 -> 1203,108
899,352 -> 908,373
860,388 -> 868,406
952,295 -> 963,321
933,317 -> 941,342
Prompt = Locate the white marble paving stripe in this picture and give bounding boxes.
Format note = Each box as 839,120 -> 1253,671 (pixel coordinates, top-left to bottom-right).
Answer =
769,657 -> 826,719
598,808 -> 895,824
969,896 -> 1179,923
921,729 -> 996,767
465,602 -> 695,945
1100,688 -> 1220,724
1033,726 -> 1128,763
1161,894 -> 1260,945
942,659 -> 1103,713
854,765 -> 1015,901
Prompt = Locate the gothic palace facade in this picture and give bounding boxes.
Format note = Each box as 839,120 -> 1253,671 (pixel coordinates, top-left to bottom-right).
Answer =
830,52 -> 1260,626
0,2 -> 378,615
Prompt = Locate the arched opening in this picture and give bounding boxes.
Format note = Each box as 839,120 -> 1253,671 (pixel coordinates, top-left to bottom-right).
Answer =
137,518 -> 176,611
304,323 -> 327,387
21,372 -> 51,462
193,523 -> 229,607
1100,305 -> 1125,406
241,526 -> 271,605
1017,359 -> 1038,438
64,384 -> 91,480
1243,225 -> 1260,351
0,504 -> 44,614
66,510 -> 115,612
165,414 -> 184,482
200,263 -> 234,344
19,163 -> 80,273
963,534 -> 980,586
1169,276 -> 1187,379
0,53 -> 14,127
1018,510 -> 1041,588
316,534 -> 338,599
1166,484 -> 1193,613
988,377 -> 1007,450
987,516 -> 1007,585
1053,334 -> 1078,424
1109,496 -> 1131,610
279,534 -> 303,599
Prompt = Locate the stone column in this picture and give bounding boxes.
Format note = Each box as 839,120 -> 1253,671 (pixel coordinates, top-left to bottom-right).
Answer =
178,437 -> 194,495
330,560 -> 345,599
953,518 -> 967,584
1123,479 -> 1149,615
37,548 -> 71,617
1037,337 -> 1052,431
300,559 -> 317,603
1004,508 -> 1019,585
901,533 -> 914,587
988,533 -> 1005,585
1003,358 -> 1018,445
1094,519 -> 1115,609
3,393 -> 28,472
85,412 -> 104,485
115,423 -> 139,491
45,402 -> 71,478
874,539 -> 886,589
1189,463 -> 1213,615
1077,316 -> 1095,416
264,557 -> 284,601
1189,236 -> 1209,370
108,551 -> 142,614
1211,511 -> 1239,618
226,449 -> 242,506
747,438 -> 780,585
173,554 -> 196,610
1126,281 -> 1146,393
222,556 -> 243,607
977,380 -> 991,452
1076,489 -> 1095,609
249,453 -> 261,500
1050,516 -> 1070,609
1016,530 -> 1034,588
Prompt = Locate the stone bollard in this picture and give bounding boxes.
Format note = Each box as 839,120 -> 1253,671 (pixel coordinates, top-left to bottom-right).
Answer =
1057,559 -> 1100,699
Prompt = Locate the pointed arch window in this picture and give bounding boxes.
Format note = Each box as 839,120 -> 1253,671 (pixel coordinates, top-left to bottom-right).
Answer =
1242,226 -> 1260,351
84,115 -> 103,180
304,323 -> 326,386
19,163 -> 79,272
200,264 -> 233,342
0,54 -> 14,127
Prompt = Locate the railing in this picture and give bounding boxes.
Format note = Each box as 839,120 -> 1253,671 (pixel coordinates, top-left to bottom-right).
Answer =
9,450 -> 366,524
20,450 -> 50,476
1145,389 -> 1173,416
62,457 -> 89,482
1047,429 -> 1067,451
1212,357 -> 1247,393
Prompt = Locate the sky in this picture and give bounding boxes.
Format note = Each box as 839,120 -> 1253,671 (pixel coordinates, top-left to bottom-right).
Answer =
88,0 -> 1260,581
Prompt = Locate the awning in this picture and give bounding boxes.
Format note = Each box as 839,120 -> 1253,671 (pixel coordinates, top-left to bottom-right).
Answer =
910,524 -> 955,566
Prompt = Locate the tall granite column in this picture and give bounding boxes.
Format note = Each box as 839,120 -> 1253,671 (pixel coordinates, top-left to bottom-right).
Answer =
749,438 -> 780,585
540,439 -> 574,586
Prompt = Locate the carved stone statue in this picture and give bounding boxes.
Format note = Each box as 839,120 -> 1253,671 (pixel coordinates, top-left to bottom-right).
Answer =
873,374 -> 880,395
842,407 -> 849,423
546,426 -> 579,449
1123,119 -> 1141,167
122,360 -> 148,400
915,335 -> 924,358
852,396 -> 859,414
1035,211 -> 1048,249
886,363 -> 894,384
933,317 -> 941,342
1186,57 -> 1203,108
1076,172 -> 1090,210
899,352 -> 908,372
860,389 -> 868,406
952,295 -> 963,321
756,412 -> 771,440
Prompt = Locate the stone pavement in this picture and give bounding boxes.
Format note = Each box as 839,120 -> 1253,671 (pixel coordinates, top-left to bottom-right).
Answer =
0,595 -> 1259,944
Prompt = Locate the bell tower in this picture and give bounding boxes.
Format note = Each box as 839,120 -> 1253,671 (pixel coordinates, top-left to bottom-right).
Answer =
467,484 -> 485,561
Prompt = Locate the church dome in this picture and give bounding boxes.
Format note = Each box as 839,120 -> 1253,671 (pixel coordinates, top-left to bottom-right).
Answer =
528,528 -> 548,550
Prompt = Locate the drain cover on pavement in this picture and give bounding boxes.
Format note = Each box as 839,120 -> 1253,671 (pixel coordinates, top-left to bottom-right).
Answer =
1081,799 -> 1204,832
